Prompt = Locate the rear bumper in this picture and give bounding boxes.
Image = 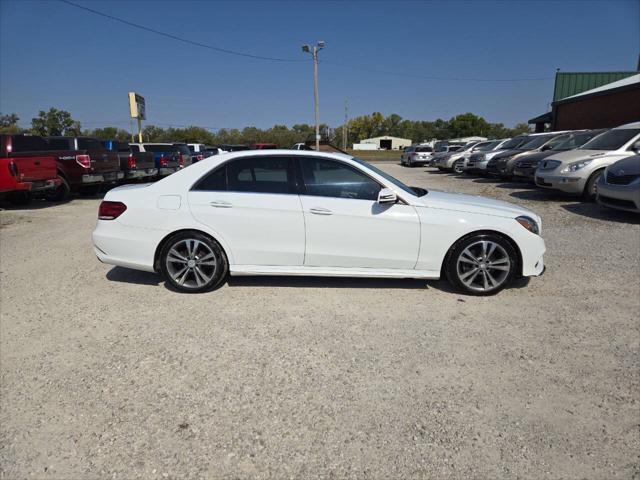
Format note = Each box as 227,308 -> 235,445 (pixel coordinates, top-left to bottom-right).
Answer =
82,171 -> 125,184
124,168 -> 158,180
29,178 -> 62,192
159,167 -> 179,176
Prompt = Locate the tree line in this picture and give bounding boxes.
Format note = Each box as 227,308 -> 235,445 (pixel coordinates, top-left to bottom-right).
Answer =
1,108 -> 531,147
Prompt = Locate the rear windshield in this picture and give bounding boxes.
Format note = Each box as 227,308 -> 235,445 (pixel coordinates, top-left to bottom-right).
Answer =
415,146 -> 432,152
174,145 -> 191,155
78,138 -> 106,150
10,135 -> 49,152
144,144 -> 178,153
46,138 -> 73,150
581,128 -> 640,151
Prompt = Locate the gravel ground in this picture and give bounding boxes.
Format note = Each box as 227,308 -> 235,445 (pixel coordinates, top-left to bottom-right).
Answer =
1,164 -> 639,479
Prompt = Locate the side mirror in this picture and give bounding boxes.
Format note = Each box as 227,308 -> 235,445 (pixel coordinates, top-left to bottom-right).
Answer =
541,144 -> 552,151
633,140 -> 640,153
378,187 -> 397,204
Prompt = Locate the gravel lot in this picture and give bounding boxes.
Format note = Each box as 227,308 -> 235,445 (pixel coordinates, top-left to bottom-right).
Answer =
1,164 -> 639,479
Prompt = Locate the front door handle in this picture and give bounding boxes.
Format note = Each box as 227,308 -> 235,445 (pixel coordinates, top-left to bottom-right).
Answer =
309,207 -> 332,215
210,200 -> 232,208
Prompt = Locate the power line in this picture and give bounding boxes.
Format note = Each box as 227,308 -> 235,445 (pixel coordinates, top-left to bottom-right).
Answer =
58,0 -> 306,63
322,60 -> 552,82
58,0 -> 553,83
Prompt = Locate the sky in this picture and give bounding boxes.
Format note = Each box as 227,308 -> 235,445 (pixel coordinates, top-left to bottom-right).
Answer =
0,0 -> 638,132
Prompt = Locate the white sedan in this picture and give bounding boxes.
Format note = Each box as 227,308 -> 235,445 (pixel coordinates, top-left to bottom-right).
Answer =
92,150 -> 546,295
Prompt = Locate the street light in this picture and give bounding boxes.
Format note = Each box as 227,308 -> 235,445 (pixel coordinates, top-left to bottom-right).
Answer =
301,41 -> 325,151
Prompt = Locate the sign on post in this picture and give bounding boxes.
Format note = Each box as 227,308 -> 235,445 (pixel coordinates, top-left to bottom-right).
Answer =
128,92 -> 146,142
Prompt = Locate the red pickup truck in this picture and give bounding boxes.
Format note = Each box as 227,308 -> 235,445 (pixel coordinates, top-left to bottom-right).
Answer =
45,136 -> 123,199
0,134 -> 61,204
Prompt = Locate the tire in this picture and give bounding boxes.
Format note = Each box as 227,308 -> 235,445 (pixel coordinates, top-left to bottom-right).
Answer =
583,169 -> 603,202
45,175 -> 70,202
445,233 -> 518,296
453,160 -> 464,174
160,231 -> 229,293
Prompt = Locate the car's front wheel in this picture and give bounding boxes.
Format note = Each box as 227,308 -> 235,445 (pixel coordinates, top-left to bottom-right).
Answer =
160,231 -> 228,293
445,233 -> 518,296
453,160 -> 464,174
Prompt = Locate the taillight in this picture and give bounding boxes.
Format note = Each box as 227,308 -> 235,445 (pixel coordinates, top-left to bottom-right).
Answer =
98,201 -> 127,220
196,154 -> 204,162
159,155 -> 169,167
127,154 -> 137,170
178,153 -> 184,167
7,160 -> 18,177
76,154 -> 91,168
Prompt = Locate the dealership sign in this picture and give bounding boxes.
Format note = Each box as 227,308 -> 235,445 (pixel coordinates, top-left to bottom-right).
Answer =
128,92 -> 146,120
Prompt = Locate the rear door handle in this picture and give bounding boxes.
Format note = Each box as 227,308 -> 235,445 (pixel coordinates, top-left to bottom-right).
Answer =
210,200 -> 232,208
309,207 -> 332,215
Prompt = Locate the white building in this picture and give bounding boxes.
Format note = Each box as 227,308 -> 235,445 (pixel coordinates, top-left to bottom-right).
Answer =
354,135 -> 412,151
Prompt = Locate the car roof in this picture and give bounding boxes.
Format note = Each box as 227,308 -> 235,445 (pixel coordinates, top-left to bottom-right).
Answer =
614,122 -> 640,129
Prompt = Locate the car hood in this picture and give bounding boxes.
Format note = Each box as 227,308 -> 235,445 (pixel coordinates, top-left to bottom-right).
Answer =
515,150 -> 557,163
607,155 -> 640,175
544,149 -> 621,164
416,190 -> 539,220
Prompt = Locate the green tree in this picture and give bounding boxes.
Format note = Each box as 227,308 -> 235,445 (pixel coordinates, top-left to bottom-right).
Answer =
86,126 -> 131,141
31,108 -> 81,136
0,113 -> 24,134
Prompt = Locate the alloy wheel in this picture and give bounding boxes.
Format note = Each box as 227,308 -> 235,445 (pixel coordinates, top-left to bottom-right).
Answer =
456,240 -> 511,292
165,238 -> 217,289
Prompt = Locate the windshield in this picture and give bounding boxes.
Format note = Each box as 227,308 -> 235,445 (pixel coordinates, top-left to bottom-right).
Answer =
580,128 -> 640,151
352,156 -> 426,197
499,136 -> 526,150
551,132 -> 595,151
476,141 -> 500,151
518,135 -> 556,150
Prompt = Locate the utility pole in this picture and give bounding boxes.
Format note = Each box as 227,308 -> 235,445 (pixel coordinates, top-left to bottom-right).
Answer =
342,99 -> 348,151
302,41 -> 325,151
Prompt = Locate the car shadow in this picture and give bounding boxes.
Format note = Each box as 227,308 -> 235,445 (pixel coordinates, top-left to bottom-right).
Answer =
561,203 -> 640,224
227,276 -> 429,290
508,189 -> 571,202
0,197 -> 72,211
106,267 -> 164,286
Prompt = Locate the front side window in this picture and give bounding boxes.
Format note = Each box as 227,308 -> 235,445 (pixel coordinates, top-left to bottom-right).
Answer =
301,158 -> 381,200
227,157 -> 292,194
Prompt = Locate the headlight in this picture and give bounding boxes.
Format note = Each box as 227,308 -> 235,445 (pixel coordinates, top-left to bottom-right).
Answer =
560,159 -> 593,173
516,216 -> 539,235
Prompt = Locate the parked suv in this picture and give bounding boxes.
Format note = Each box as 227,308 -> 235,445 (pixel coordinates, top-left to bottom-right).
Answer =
0,134 -> 61,204
464,136 -> 531,175
400,146 -> 433,167
130,143 -> 182,178
46,136 -> 123,197
486,132 -> 568,178
102,140 -> 157,182
535,122 -> 640,200
433,142 -> 481,172
513,130 -> 606,182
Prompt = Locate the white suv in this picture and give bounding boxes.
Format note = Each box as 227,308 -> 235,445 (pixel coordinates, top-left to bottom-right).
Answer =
535,122 -> 640,200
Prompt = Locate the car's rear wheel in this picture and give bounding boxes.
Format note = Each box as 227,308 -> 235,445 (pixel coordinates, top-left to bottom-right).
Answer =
160,231 -> 228,293
445,233 -> 518,296
45,175 -> 70,202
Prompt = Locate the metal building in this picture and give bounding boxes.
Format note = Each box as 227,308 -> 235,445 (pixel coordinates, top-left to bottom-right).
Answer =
354,135 -> 412,151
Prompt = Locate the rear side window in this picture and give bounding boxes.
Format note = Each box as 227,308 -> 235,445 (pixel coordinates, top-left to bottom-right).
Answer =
300,158 -> 381,201
227,157 -> 292,194
11,135 -> 49,152
78,138 -> 105,150
195,165 -> 226,191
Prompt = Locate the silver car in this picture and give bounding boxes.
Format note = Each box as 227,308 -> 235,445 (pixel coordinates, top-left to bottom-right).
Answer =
596,155 -> 640,213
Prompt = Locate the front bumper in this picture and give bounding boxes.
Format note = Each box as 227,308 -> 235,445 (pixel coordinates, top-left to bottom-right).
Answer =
596,180 -> 640,213
534,172 -> 585,194
513,166 -> 537,180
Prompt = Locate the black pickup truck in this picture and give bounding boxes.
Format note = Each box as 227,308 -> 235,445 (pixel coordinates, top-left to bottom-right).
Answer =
102,140 -> 157,182
45,136 -> 123,197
